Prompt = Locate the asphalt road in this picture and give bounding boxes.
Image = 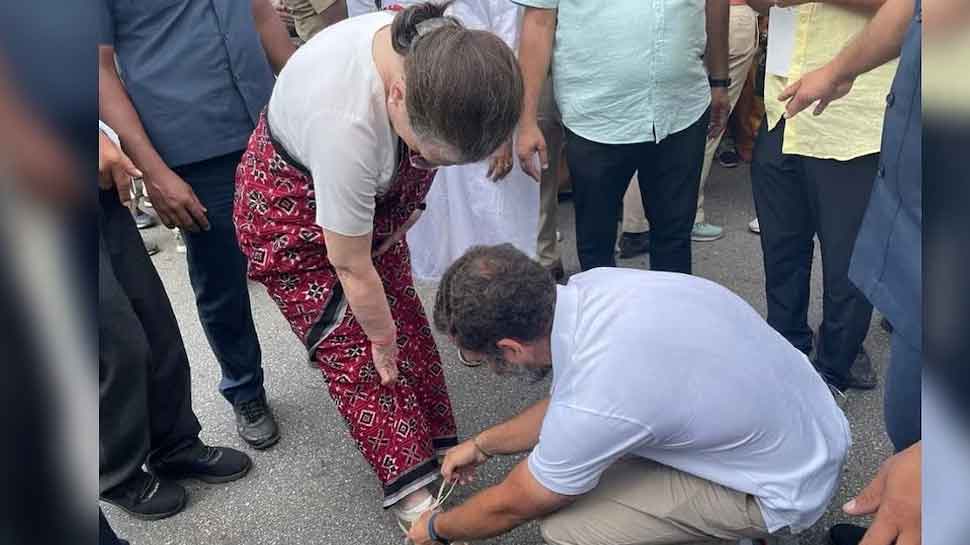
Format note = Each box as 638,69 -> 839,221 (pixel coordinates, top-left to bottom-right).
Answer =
105,161 -> 893,545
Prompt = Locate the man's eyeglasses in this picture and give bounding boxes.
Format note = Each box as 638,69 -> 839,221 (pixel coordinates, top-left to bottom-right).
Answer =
409,153 -> 439,170
457,346 -> 486,368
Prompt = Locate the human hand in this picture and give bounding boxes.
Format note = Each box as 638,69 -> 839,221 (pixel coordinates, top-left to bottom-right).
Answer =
406,510 -> 436,545
486,140 -> 514,182
371,339 -> 400,386
514,121 -> 548,183
374,208 -> 424,257
843,442 -> 921,545
441,439 -> 489,484
778,63 -> 855,118
142,164 -> 210,232
708,86 -> 730,139
99,131 -> 142,208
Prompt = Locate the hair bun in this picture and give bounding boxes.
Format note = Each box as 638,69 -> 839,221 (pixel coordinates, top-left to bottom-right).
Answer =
390,1 -> 459,55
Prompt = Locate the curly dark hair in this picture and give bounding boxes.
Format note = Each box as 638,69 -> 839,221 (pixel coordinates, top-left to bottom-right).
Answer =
433,244 -> 557,356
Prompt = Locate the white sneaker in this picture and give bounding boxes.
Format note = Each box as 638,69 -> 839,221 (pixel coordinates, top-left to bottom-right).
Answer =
393,481 -> 467,544
748,218 -> 761,234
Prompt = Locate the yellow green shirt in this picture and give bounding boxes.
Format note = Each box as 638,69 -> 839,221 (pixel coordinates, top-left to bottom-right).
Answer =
764,3 -> 898,161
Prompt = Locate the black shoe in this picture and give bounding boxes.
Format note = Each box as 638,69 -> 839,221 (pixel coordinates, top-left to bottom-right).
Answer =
618,231 -> 650,259
717,149 -> 741,168
234,395 -> 280,450
827,523 -> 867,545
133,207 -> 158,229
150,443 -> 252,484
844,348 -> 878,391
100,471 -> 187,521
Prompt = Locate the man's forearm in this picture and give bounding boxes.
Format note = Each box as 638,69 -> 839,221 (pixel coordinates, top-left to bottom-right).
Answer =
517,8 -> 556,125
253,0 -> 297,74
476,398 -> 549,456
829,0 -> 912,80
705,0 -> 729,79
436,462 -> 561,542
98,46 -> 168,176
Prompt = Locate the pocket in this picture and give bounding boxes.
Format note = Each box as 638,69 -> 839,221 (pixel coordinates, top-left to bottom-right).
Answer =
306,281 -> 347,361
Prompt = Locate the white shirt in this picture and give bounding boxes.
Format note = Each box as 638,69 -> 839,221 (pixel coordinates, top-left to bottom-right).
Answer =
268,12 -> 398,236
528,269 -> 851,533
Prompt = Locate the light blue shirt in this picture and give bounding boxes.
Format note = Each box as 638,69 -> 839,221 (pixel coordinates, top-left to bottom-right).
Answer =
514,0 -> 711,144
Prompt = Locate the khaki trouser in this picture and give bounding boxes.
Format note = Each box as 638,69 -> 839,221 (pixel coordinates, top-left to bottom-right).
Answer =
537,78 -> 564,268
284,0 -> 347,42
541,458 -> 771,545
622,4 -> 759,233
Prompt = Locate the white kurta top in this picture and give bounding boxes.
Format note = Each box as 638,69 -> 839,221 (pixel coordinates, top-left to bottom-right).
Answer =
402,0 -> 540,281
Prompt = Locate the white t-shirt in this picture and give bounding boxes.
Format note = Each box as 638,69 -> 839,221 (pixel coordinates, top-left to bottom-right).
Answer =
268,12 -> 398,237
528,269 -> 851,533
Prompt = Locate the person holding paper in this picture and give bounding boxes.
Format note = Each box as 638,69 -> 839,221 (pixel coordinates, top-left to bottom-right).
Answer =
746,0 -> 897,396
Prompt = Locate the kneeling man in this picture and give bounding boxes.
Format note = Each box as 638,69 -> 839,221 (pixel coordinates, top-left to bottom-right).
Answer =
408,244 -> 850,545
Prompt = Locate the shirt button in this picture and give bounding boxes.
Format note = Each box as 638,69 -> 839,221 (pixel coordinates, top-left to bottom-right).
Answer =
886,92 -> 895,107
878,164 -> 886,178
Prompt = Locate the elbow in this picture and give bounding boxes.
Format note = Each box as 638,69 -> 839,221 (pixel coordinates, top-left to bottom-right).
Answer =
331,256 -> 374,286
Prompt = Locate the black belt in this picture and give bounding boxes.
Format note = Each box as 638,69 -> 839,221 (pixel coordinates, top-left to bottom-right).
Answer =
265,115 -> 311,177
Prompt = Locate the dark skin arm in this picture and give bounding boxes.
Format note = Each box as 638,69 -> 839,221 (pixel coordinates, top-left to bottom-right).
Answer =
513,7 -> 557,182
252,0 -> 297,74
705,0 -> 731,138
98,45 -> 210,232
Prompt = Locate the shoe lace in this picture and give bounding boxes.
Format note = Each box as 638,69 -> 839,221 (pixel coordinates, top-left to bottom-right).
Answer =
239,398 -> 267,423
399,479 -> 458,543
138,473 -> 162,503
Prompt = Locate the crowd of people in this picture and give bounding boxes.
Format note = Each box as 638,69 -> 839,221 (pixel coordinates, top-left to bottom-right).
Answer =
98,1 -> 922,544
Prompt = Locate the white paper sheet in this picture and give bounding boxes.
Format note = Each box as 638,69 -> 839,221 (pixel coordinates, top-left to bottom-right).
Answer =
766,7 -> 797,77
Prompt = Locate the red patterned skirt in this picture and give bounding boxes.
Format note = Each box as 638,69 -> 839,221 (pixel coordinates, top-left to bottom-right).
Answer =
233,113 -> 457,507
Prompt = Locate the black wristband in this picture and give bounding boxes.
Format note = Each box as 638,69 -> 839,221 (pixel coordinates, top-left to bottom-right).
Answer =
428,512 -> 450,545
709,77 -> 731,88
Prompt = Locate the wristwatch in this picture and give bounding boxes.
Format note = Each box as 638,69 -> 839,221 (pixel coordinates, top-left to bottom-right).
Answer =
709,77 -> 731,88
428,512 -> 451,545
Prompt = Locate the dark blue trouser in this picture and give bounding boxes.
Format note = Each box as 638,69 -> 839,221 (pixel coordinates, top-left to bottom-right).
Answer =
751,118 -> 876,389
173,151 -> 264,405
885,332 -> 921,452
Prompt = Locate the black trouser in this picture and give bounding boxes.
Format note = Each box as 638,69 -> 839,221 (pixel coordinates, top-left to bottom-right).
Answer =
172,151 -> 263,405
565,109 -> 709,272
99,191 -> 201,494
751,118 -> 875,388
